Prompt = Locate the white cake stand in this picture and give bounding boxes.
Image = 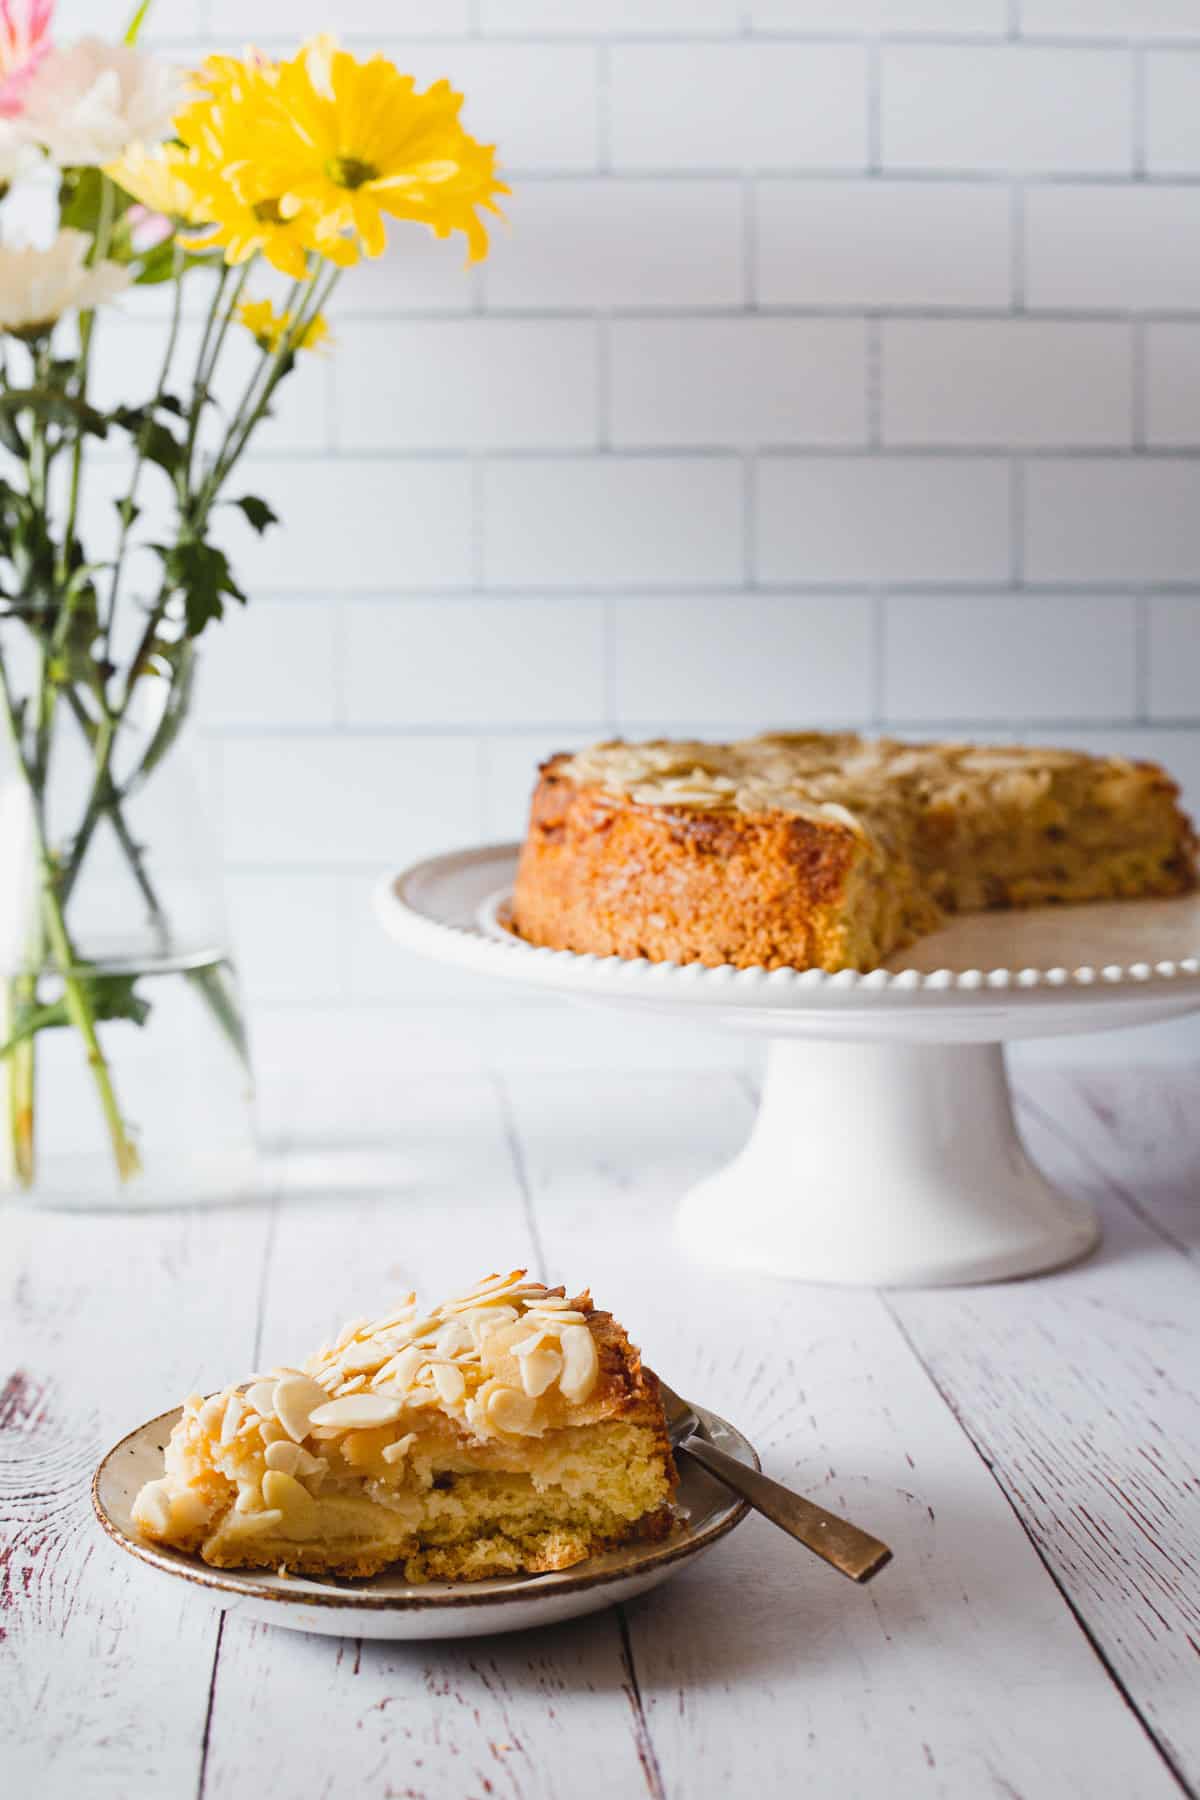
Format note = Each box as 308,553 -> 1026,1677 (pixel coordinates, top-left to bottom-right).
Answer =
375,846 -> 1200,1289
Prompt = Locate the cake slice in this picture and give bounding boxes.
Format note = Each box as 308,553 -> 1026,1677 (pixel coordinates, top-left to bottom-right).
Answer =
132,1271 -> 677,1582
512,733 -> 1196,972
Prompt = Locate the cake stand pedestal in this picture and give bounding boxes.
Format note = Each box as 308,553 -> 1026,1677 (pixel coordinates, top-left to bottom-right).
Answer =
376,846 -> 1200,1289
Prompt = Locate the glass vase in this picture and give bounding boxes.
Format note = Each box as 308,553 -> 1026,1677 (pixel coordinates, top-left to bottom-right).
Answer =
0,617 -> 257,1209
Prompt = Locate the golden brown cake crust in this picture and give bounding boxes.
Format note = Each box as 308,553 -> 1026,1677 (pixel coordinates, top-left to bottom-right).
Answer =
511,737 -> 1197,973
513,759 -> 871,971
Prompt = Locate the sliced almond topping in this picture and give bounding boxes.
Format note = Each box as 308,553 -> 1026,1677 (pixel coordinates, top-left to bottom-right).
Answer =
405,1314 -> 444,1340
461,1269 -> 526,1302
263,1439 -> 303,1477
198,1396 -> 225,1435
486,1384 -> 540,1436
381,1431 -> 418,1466
220,1393 -> 245,1444
434,1318 -> 474,1359
244,1380 -> 278,1420
431,1362 -> 466,1405
308,1393 -> 407,1432
336,1340 -> 392,1376
273,1373 -> 330,1443
264,1438 -> 324,1479
375,1345 -> 424,1392
334,1373 -> 368,1397
558,1324 -> 599,1405
518,1345 -> 563,1399
375,1295 -> 418,1329
450,1302 -> 519,1336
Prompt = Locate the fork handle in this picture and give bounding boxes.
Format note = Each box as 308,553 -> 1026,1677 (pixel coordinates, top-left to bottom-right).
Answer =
678,1435 -> 891,1583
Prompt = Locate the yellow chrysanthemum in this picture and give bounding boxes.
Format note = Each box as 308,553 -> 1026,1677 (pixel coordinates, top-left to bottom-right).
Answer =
220,36 -> 508,265
237,296 -> 329,353
106,142 -> 209,224
171,50 -> 322,278
179,188 -> 316,280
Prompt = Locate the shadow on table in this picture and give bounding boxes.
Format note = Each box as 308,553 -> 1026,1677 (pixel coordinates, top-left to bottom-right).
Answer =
341,1473 -> 1048,1694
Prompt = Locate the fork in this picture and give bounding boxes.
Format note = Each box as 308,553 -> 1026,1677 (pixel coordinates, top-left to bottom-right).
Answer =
655,1375 -> 892,1584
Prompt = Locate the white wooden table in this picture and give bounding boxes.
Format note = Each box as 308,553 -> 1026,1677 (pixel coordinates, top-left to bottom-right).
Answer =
3,1051 -> 1200,1798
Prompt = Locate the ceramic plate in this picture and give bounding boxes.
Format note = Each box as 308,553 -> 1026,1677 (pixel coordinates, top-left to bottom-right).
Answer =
93,1402 -> 755,1640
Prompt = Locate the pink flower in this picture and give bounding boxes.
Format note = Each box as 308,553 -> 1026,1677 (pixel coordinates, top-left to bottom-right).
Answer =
126,203 -> 172,253
0,0 -> 53,119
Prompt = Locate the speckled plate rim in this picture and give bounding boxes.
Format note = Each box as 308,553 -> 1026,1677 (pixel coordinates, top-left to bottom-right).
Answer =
92,1400 -> 755,1616
374,843 -> 1200,1007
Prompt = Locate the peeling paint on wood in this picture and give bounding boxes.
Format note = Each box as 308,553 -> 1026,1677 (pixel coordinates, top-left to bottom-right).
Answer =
3,1065 -> 1199,1798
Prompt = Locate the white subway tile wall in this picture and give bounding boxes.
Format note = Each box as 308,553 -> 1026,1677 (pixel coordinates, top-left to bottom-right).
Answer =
106,3 -> 1199,1008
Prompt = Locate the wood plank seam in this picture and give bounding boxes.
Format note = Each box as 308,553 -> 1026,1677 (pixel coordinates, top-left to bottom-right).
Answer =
494,1069 -> 669,1800
880,1296 -> 1194,1800
491,1070 -> 550,1283
1015,1084 -> 1198,1268
195,1613 -> 228,1800
198,1183 -> 280,1800
617,1607 -> 669,1800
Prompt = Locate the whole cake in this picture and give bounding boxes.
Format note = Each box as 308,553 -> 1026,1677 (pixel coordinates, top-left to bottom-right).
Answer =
512,733 -> 1196,973
133,1271 -> 676,1582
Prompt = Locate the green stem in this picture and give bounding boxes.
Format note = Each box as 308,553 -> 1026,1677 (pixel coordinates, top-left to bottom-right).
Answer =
54,173 -> 115,641
56,313 -> 92,593
4,975 -> 35,1187
200,263 -> 339,512
38,862 -> 141,1181
0,651 -> 140,1184
181,261 -> 242,494
104,238 -> 186,662
186,964 -> 250,1071
59,682 -> 251,1073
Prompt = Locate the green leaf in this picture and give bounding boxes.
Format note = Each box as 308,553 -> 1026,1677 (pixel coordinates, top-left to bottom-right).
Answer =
112,405 -> 183,475
127,637 -> 196,792
232,494 -> 278,536
115,497 -> 140,531
131,237 -> 178,287
0,971 -> 150,1058
129,240 -> 217,288
0,407 -> 24,458
155,539 -> 246,637
0,388 -> 108,440
58,168 -> 116,239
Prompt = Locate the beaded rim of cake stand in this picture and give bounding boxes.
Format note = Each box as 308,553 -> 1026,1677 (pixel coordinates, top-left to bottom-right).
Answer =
376,853 -> 1200,999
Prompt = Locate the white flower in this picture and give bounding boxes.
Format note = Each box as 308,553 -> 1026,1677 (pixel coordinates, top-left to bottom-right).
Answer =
0,228 -> 131,336
17,39 -> 179,167
0,118 -> 36,189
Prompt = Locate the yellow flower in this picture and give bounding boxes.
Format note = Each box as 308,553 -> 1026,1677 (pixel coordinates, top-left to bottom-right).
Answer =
180,188 -> 315,280
236,296 -> 329,353
106,142 -> 209,224
224,36 -> 508,265
171,50 -> 320,278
